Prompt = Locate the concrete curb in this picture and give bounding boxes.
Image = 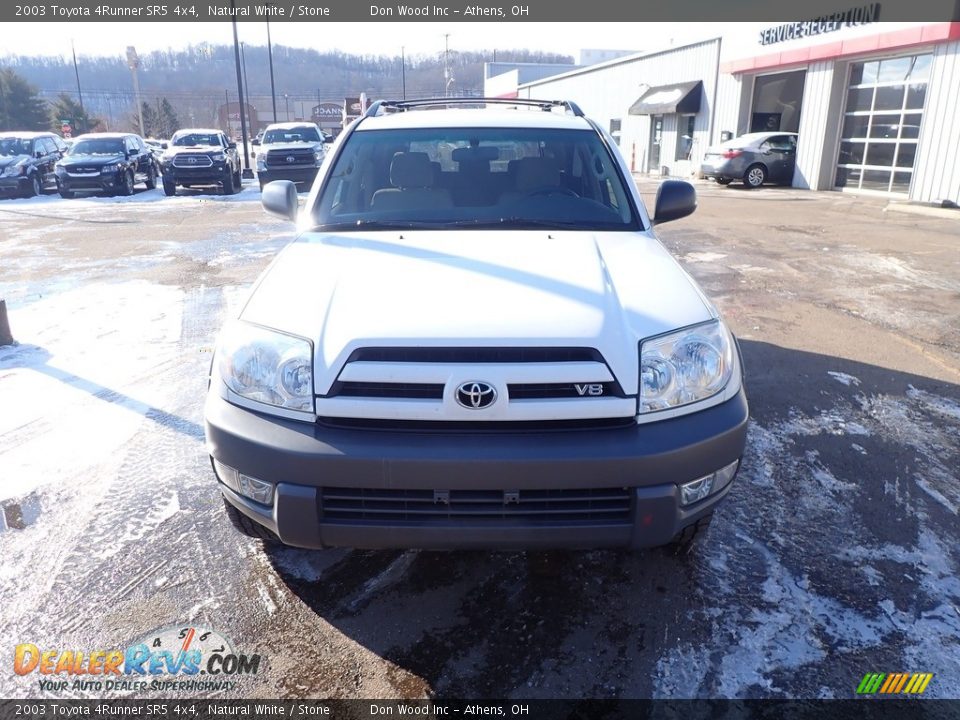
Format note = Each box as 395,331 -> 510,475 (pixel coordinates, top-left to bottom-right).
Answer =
884,202 -> 960,220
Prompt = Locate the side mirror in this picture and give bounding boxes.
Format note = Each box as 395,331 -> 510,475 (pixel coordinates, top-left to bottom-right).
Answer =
652,180 -> 697,226
261,180 -> 298,222
251,139 -> 260,146
323,135 -> 334,144
227,141 -> 237,149
36,151 -> 44,159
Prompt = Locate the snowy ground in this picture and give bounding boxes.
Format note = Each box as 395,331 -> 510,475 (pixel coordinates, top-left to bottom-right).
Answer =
0,182 -> 958,700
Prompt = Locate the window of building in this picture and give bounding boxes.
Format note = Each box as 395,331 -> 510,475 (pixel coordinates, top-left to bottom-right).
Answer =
675,114 -> 696,161
609,119 -> 622,146
835,54 -> 931,194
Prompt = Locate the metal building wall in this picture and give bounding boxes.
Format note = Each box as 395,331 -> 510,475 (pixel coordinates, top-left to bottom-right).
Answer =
518,39 -> 722,176
793,60 -> 839,191
911,39 -> 960,205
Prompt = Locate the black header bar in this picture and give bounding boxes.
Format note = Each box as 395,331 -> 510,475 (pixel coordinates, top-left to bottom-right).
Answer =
3,0 -> 960,22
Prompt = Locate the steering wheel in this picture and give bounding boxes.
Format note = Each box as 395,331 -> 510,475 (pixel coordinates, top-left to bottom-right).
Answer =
524,186 -> 579,198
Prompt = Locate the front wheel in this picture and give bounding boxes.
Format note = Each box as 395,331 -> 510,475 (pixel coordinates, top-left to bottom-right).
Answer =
222,169 -> 236,195
222,497 -> 280,545
145,164 -> 157,189
233,168 -> 242,192
118,170 -> 134,196
162,179 -> 176,196
59,188 -> 75,199
23,174 -> 40,198
744,164 -> 767,189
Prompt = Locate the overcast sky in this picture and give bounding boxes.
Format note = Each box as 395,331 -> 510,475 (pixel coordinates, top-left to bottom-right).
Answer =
1,22 -> 717,61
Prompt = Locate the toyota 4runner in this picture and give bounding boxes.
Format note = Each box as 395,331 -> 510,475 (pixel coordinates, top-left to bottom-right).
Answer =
205,98 -> 748,551
159,128 -> 242,196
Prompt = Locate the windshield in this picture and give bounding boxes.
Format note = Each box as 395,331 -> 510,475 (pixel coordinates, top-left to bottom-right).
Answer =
0,138 -> 32,157
311,127 -> 640,231
69,139 -> 124,155
264,127 -> 321,144
172,132 -> 220,147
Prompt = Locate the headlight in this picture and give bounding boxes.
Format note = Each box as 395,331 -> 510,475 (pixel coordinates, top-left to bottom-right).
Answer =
639,320 -> 734,414
2,163 -> 25,177
101,163 -> 121,173
210,152 -> 226,161
314,149 -> 324,166
217,321 -> 313,413
256,156 -> 267,171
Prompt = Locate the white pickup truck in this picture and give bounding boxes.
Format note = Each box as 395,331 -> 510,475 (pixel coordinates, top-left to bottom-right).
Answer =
204,98 -> 748,551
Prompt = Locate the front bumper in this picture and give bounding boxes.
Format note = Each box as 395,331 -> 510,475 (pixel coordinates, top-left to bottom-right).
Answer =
0,176 -> 29,194
257,166 -> 319,185
57,173 -> 120,193
205,387 -> 749,550
163,164 -> 228,185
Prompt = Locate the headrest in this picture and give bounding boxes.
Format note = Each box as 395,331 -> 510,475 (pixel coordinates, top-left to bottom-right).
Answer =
514,157 -> 561,191
390,152 -> 433,188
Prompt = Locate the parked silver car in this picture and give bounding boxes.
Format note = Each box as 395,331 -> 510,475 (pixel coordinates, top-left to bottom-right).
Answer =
701,132 -> 798,188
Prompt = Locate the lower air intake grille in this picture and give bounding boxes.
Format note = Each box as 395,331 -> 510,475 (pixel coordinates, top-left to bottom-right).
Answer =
320,487 -> 632,524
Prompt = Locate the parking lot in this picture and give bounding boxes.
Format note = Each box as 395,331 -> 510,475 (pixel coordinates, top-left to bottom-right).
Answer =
1,179 -> 958,699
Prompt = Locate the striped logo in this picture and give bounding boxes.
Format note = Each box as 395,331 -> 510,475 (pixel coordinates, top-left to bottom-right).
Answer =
857,673 -> 934,695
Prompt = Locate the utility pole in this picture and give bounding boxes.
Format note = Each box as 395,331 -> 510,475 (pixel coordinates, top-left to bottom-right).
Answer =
443,34 -> 450,97
126,46 -> 145,137
71,40 -> 85,133
241,41 -> 252,129
266,10 -> 278,122
230,1 -> 253,178
401,46 -> 406,100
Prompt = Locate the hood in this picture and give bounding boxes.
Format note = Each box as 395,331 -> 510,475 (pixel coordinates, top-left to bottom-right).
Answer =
61,153 -> 124,166
0,155 -> 29,169
260,141 -> 322,152
239,231 -> 713,395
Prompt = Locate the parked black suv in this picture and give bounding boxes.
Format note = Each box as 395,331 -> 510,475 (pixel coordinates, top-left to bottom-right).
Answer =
55,133 -> 158,198
0,132 -> 67,198
159,128 -> 242,196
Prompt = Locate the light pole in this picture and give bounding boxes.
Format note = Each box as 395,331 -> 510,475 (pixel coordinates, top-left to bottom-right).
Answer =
401,46 -> 406,100
126,46 -> 145,137
266,11 -> 278,122
71,40 -> 85,133
240,41 -> 252,124
443,34 -> 455,97
230,0 -> 253,178
284,93 -> 289,120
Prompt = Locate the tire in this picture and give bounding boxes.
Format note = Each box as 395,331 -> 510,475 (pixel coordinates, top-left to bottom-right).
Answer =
23,174 -> 40,198
118,170 -> 134,196
259,179 -> 267,191
744,164 -> 767,189
59,188 -> 75,199
222,496 -> 280,545
716,178 -> 733,186
162,179 -> 176,197
222,169 -> 235,195
666,512 -> 714,550
145,164 -> 157,189
233,168 -> 242,193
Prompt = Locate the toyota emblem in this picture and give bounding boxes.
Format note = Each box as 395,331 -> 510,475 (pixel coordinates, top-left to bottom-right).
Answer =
285,156 -> 296,163
455,381 -> 497,409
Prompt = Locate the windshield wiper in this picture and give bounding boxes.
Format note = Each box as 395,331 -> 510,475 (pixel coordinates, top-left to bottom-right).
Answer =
440,218 -> 589,230
313,220 -> 451,232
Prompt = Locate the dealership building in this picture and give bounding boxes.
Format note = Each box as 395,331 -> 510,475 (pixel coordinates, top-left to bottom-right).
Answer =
490,16 -> 960,205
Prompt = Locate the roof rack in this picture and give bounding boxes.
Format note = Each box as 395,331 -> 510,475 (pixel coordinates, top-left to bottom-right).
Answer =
364,97 -> 585,118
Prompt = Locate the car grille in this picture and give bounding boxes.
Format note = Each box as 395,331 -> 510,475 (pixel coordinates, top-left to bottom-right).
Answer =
265,148 -> 315,167
173,154 -> 214,168
67,167 -> 101,176
317,346 -> 636,426
320,486 -> 632,524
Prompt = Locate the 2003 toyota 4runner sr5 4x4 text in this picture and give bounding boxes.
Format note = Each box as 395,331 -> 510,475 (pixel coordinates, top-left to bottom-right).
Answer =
204,98 -> 748,551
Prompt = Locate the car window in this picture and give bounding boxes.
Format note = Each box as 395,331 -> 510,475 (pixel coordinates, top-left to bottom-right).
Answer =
763,136 -> 796,152
41,138 -> 58,154
264,126 -> 321,144
312,126 -> 640,231
172,132 -> 221,147
0,137 -> 33,156
69,138 -> 125,155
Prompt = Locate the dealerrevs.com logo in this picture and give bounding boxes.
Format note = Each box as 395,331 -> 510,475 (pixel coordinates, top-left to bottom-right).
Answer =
14,626 -> 262,693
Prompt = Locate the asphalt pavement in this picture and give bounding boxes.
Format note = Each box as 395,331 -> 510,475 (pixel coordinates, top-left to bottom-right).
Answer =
0,179 -> 958,699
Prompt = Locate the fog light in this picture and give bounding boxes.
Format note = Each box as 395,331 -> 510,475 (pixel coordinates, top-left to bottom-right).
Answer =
212,458 -> 240,493
680,474 -> 714,506
679,459 -> 740,507
238,473 -> 275,505
714,459 -> 739,492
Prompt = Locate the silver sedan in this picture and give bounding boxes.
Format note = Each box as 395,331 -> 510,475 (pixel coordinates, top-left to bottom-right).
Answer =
701,132 -> 798,188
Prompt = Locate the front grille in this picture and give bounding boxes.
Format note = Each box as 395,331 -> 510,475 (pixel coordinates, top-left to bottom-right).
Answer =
67,167 -> 100,175
173,154 -> 213,168
321,486 -> 632,524
507,382 -> 624,399
266,148 -> 315,166
316,417 -> 635,432
326,381 -> 625,400
333,382 -> 444,399
346,347 -> 604,364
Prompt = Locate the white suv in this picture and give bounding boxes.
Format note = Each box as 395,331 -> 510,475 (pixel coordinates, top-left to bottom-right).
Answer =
205,98 -> 748,551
